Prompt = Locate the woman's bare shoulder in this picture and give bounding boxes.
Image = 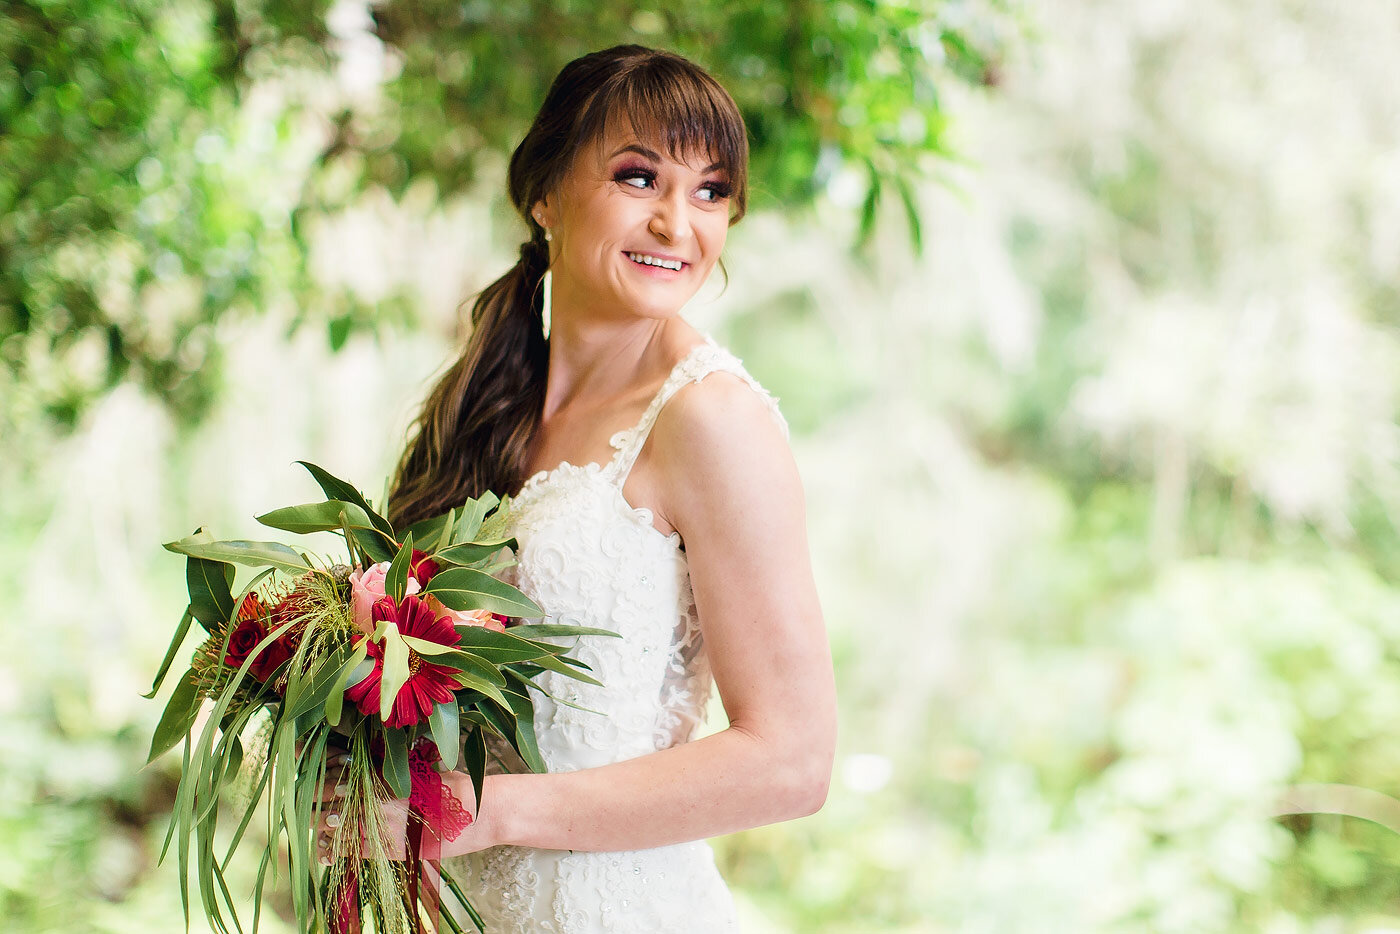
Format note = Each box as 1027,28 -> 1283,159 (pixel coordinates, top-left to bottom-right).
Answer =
649,366 -> 802,523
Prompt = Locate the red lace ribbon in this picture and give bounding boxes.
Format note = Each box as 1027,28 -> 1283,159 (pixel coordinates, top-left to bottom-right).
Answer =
332,736 -> 473,934
406,736 -> 473,932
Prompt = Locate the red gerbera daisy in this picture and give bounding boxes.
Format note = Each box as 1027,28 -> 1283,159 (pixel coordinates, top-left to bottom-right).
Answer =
344,593 -> 461,729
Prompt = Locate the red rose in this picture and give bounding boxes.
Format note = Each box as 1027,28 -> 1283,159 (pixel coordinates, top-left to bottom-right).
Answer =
224,617 -> 267,671
222,592 -> 297,684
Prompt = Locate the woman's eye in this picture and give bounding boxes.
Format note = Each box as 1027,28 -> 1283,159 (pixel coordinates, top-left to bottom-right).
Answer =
698,182 -> 731,203
616,170 -> 654,189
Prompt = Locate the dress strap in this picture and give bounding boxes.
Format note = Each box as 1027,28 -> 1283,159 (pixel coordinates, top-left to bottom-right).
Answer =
607,335 -> 791,489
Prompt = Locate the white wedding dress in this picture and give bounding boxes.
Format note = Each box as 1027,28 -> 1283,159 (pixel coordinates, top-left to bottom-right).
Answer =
443,333 -> 790,933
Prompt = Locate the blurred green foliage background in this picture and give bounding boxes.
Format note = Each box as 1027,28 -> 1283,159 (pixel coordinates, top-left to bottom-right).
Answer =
3,1 -> 1399,931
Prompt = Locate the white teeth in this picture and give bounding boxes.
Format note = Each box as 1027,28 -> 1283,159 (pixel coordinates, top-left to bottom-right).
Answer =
628,252 -> 683,271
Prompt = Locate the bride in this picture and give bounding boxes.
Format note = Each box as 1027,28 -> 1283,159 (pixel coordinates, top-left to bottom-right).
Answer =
322,44 -> 836,931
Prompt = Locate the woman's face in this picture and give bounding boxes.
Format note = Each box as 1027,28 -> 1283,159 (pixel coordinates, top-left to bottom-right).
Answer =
535,121 -> 735,323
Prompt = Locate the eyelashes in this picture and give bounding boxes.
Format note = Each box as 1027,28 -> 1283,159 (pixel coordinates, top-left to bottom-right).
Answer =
613,165 -> 732,201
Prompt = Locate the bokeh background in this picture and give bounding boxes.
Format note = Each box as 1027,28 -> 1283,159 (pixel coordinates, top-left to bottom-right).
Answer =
4,1 -> 1399,931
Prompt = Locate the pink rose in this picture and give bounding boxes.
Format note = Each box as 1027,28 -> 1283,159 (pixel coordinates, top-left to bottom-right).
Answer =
420,595 -> 506,633
349,561 -> 420,634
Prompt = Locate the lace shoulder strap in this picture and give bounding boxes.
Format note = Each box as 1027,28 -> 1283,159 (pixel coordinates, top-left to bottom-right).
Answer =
608,336 -> 791,488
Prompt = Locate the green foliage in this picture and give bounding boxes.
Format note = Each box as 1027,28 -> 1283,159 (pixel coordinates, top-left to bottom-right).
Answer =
0,0 -> 332,427
1,0 -> 1021,431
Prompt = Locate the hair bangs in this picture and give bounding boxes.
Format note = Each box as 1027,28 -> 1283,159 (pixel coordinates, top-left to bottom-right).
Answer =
577,56 -> 750,221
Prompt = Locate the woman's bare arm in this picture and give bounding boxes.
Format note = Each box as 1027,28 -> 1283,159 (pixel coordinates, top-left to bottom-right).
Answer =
445,371 -> 837,855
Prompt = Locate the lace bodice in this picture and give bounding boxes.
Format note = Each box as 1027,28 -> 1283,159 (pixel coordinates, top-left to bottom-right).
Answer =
445,332 -> 789,933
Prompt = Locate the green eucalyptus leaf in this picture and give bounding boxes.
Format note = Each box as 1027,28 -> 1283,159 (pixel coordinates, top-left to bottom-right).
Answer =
528,651 -> 604,687
186,545 -> 235,631
255,499 -> 376,535
434,540 -> 515,567
295,461 -> 394,539
436,506 -> 457,553
428,701 -> 460,770
453,627 -> 559,664
443,667 -> 510,709
324,642 -> 369,727
385,533 -> 413,603
463,728 -> 486,814
401,510 -> 451,551
400,634 -> 462,657
382,727 -> 411,798
427,649 -> 508,687
283,644 -> 354,722
379,622 -> 410,723
497,677 -> 546,774
421,567 -> 542,617
147,668 -> 202,764
144,605 -> 197,698
475,495 -> 512,544
507,624 -> 621,639
452,494 -> 496,545
164,535 -> 311,575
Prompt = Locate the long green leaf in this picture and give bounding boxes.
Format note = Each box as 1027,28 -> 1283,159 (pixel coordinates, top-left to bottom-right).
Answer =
436,506 -> 458,553
453,626 -> 566,663
383,727 -> 411,798
401,509 -> 450,552
421,566 -> 543,617
223,743 -> 276,869
164,535 -> 311,575
143,605 -> 196,698
146,668 -> 202,764
475,495 -> 513,544
428,700 -> 460,770
508,623 -> 621,639
497,676 -> 546,774
256,499 -> 375,534
385,533 -> 413,603
434,539 -> 515,567
462,727 -> 485,815
187,548 -> 235,630
296,460 -> 395,538
450,668 -> 514,710
424,649 -> 508,687
471,699 -> 517,746
324,642 -> 369,727
379,622 -> 410,723
527,651 -> 604,687
283,643 -> 354,722
452,493 -> 497,545
401,634 -> 470,658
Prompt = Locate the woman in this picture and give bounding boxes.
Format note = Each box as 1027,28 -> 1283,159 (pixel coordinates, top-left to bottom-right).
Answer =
324,44 -> 836,931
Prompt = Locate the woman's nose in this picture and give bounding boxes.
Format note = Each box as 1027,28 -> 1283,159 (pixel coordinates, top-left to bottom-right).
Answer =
648,189 -> 692,243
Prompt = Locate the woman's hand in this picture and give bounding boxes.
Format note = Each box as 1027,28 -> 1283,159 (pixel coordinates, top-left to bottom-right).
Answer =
313,770 -> 502,864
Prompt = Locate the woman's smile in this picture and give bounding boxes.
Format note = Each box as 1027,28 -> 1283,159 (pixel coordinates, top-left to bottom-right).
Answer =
623,250 -> 689,277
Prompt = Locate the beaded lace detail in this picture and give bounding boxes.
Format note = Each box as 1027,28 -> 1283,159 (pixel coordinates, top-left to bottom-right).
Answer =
445,333 -> 789,933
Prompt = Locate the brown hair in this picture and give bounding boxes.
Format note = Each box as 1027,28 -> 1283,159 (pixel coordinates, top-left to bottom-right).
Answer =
385,45 -> 750,530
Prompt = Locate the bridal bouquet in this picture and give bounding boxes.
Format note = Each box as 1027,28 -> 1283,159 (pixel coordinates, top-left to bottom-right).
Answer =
146,461 -> 612,934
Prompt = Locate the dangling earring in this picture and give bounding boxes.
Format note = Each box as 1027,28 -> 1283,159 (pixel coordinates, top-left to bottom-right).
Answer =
542,228 -> 553,340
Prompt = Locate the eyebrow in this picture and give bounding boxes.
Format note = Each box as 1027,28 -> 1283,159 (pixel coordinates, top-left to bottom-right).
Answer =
608,143 -> 724,174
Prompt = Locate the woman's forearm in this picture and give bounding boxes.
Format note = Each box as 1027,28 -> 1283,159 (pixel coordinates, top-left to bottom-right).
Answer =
462,723 -> 829,853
